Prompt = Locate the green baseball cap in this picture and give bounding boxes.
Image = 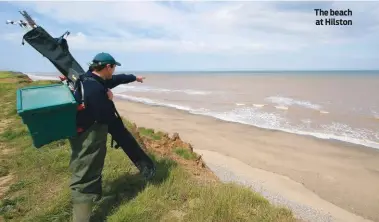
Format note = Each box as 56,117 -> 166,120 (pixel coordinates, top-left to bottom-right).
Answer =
92,52 -> 121,66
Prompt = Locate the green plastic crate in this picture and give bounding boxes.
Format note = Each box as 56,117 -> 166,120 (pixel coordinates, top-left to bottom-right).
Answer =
16,84 -> 78,148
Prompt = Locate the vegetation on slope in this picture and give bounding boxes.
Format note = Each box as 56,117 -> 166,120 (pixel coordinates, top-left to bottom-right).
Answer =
0,71 -> 295,222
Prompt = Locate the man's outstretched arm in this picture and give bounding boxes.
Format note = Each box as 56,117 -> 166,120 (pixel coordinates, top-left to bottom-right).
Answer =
105,74 -> 137,89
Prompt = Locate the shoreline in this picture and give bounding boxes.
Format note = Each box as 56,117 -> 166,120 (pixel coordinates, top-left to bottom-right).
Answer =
114,93 -> 379,151
114,98 -> 379,222
114,97 -> 379,153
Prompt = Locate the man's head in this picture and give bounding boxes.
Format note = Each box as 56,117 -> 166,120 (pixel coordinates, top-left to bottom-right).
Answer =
89,52 -> 121,79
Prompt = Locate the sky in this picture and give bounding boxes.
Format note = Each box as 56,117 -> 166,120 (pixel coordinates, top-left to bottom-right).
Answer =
1,0 -> 379,73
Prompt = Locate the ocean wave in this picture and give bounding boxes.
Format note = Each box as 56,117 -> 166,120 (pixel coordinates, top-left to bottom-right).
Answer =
207,108 -> 379,149
208,107 -> 290,130
115,94 -> 379,149
114,94 -> 209,114
372,110 -> 379,119
320,122 -> 378,145
265,96 -> 322,110
301,119 -> 312,124
116,85 -> 212,95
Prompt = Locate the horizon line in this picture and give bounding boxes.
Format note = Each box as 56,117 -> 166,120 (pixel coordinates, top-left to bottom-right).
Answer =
7,69 -> 379,74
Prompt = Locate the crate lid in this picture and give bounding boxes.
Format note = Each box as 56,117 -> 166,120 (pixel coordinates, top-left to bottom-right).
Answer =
17,84 -> 77,114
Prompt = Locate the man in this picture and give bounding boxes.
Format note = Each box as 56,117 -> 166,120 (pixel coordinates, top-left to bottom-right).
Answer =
68,52 -> 144,222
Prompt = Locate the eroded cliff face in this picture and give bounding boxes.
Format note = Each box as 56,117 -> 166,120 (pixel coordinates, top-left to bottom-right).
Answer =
127,122 -> 218,183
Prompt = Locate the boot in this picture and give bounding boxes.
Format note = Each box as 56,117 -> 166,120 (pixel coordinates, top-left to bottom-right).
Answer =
73,202 -> 93,222
135,161 -> 156,181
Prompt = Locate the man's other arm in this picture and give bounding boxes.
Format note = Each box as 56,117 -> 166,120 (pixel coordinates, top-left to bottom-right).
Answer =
86,88 -> 117,124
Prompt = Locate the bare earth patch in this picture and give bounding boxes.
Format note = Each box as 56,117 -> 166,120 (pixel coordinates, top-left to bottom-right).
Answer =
0,148 -> 15,156
163,210 -> 186,221
128,124 -> 219,184
0,174 -> 14,198
0,120 -> 11,132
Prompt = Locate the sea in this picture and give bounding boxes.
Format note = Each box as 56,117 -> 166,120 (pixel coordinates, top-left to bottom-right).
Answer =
26,70 -> 379,149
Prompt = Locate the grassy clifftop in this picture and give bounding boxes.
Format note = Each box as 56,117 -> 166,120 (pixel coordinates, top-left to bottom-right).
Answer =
0,71 -> 295,222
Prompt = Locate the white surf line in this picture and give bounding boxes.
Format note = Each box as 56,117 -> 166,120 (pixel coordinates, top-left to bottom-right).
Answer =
252,104 -> 266,108
252,103 -> 329,114
195,149 -> 372,222
274,105 -> 289,110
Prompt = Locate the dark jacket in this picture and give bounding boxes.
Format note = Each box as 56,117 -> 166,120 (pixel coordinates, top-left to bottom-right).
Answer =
74,70 -> 136,132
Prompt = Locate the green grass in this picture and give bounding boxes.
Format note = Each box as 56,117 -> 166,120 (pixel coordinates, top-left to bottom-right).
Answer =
0,72 -> 296,222
138,127 -> 162,140
0,72 -> 14,79
174,147 -> 198,160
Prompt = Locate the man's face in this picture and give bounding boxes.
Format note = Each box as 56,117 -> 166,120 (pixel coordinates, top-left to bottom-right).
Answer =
105,64 -> 115,79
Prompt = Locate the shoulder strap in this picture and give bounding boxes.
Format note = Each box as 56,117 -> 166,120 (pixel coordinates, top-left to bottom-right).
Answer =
74,75 -> 89,109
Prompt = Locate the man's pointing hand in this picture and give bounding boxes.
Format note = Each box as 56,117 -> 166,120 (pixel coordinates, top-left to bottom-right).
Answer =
136,76 -> 145,83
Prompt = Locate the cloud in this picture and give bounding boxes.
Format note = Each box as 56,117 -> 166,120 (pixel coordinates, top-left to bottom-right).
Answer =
6,1 -> 379,56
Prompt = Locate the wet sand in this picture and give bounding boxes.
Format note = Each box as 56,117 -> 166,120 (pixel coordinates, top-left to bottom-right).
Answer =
114,99 -> 379,222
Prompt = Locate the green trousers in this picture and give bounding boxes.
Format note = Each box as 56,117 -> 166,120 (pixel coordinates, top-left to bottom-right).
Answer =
68,123 -> 108,204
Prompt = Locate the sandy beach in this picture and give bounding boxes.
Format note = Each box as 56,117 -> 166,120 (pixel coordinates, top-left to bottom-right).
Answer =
115,99 -> 379,222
